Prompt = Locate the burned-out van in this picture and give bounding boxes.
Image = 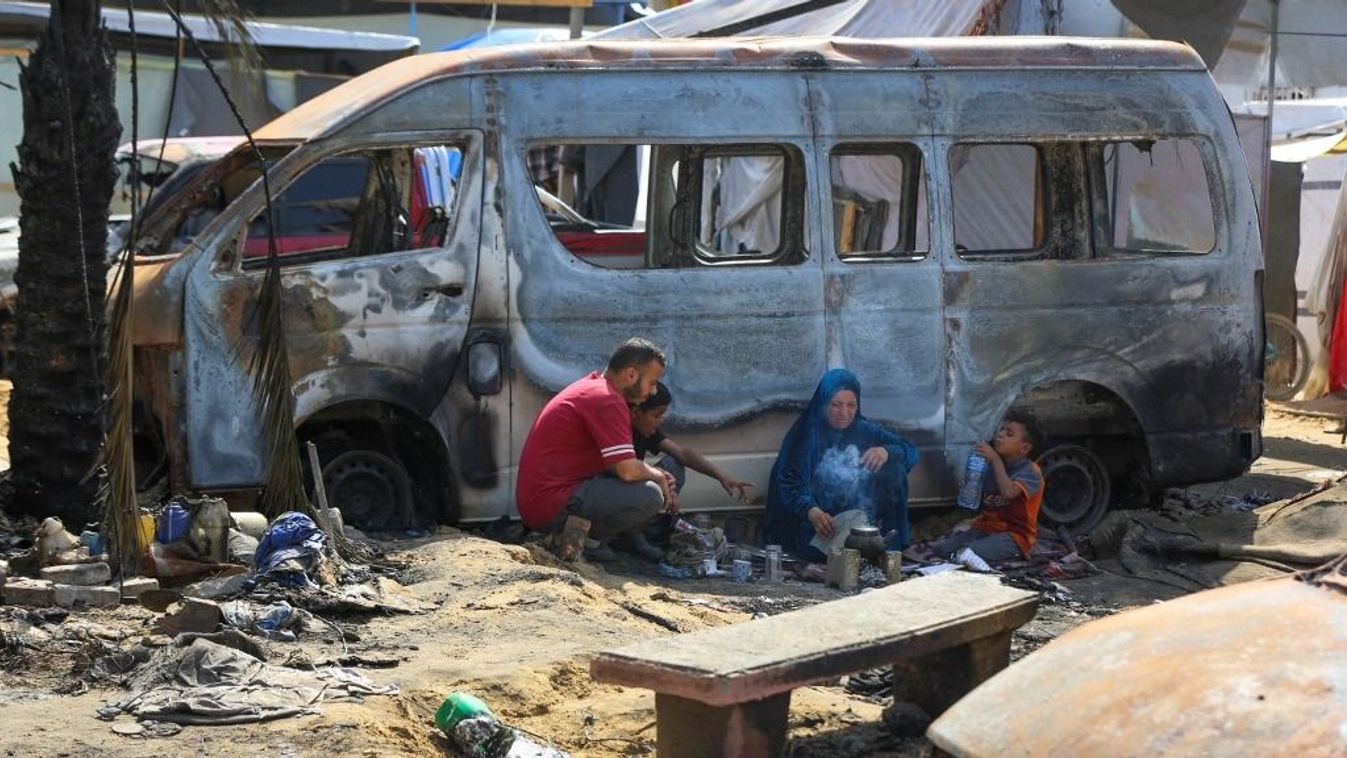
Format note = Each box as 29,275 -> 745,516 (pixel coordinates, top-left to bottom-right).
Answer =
130,37 -> 1264,533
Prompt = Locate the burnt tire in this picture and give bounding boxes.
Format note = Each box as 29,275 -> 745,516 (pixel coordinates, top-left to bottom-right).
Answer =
1036,443 -> 1111,534
320,448 -> 416,533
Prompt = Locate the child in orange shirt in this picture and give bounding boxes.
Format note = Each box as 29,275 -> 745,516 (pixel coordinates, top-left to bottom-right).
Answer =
924,412 -> 1045,566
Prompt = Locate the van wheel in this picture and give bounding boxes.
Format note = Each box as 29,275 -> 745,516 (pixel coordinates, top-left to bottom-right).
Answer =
321,448 -> 415,533
1036,444 -> 1111,534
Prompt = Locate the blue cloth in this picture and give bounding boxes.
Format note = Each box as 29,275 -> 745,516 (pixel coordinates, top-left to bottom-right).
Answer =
249,512 -> 326,588
765,369 -> 919,561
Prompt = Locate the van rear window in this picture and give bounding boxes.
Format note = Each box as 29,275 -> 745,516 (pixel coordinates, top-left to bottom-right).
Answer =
526,142 -> 808,269
1096,138 -> 1215,255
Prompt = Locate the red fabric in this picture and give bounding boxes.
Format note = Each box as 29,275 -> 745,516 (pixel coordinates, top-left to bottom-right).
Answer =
1329,276 -> 1347,393
516,372 -> 636,528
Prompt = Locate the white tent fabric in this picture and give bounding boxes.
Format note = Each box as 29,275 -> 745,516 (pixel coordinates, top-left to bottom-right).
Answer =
597,0 -> 999,41
1271,131 -> 1347,164
598,0 -> 1009,256
1209,0 -> 1347,91
1301,161 -> 1347,399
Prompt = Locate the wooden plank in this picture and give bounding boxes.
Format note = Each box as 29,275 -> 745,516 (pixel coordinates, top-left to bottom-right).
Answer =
590,571 -> 1038,707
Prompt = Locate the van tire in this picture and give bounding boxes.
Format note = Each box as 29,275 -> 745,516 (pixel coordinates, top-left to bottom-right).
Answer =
1036,443 -> 1111,534
305,430 -> 417,532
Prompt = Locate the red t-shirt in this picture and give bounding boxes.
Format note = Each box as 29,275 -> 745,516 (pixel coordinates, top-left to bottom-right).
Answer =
516,372 -> 637,528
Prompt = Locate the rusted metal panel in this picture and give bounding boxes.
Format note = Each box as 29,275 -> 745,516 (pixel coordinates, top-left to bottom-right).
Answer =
928,576 -> 1347,756
116,136 -> 244,168
253,37 -> 1205,144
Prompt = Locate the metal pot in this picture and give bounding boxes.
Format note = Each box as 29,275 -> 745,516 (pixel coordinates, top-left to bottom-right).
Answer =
844,525 -> 886,564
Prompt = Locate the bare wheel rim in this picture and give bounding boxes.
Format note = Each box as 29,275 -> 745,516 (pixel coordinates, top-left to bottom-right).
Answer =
1037,444 -> 1111,533
321,449 -> 415,531
1264,313 -> 1310,401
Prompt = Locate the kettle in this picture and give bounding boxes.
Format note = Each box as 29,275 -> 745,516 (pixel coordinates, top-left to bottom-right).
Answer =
844,525 -> 886,565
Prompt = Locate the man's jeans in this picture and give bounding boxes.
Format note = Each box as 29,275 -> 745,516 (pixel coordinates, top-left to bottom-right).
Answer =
560,474 -> 665,542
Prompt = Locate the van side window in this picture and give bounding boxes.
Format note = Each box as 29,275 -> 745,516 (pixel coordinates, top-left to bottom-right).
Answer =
241,144 -> 463,269
1095,138 -> 1215,255
829,143 -> 928,260
527,142 -> 808,269
950,143 -> 1046,257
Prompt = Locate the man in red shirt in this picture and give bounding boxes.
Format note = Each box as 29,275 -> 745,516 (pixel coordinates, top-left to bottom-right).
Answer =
517,338 -> 677,562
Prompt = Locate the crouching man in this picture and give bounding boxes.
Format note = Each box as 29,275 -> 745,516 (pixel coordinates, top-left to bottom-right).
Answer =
516,338 -> 677,562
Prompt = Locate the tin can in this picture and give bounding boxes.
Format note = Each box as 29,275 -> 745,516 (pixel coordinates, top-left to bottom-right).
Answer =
884,550 -> 904,584
702,556 -> 718,576
837,548 -> 861,591
731,559 -> 752,582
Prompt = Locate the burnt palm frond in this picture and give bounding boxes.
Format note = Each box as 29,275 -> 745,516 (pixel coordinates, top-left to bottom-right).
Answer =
100,247 -> 142,578
196,0 -> 262,77
158,0 -> 361,562
248,265 -> 312,520
97,2 -> 147,580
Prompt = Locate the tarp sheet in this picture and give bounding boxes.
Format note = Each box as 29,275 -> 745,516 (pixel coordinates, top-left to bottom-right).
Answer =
0,1 -> 418,52
596,0 -> 999,41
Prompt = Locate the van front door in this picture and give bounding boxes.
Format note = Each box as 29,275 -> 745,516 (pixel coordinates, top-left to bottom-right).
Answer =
180,136 -> 482,521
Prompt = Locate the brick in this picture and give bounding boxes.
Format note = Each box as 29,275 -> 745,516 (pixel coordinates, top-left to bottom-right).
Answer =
3,578 -> 56,607
40,562 -> 111,586
53,584 -> 120,609
119,577 -> 160,600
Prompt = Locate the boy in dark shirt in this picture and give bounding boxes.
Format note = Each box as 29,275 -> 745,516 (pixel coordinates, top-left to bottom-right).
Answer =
631,382 -> 754,502
921,411 -> 1046,566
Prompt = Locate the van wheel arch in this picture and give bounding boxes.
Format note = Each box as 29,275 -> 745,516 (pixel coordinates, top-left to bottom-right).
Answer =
1010,380 -> 1152,534
298,401 -> 458,530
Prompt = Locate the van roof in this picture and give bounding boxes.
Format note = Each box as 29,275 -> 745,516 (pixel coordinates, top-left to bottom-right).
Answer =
256,36 -> 1205,142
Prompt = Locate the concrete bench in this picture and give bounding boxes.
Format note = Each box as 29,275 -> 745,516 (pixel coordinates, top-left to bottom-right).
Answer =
590,570 -> 1038,757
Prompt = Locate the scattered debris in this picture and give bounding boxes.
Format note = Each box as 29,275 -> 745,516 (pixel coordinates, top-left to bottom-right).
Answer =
97,638 -> 397,725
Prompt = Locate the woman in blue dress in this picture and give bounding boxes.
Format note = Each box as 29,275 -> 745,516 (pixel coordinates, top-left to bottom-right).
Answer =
765,368 -> 919,565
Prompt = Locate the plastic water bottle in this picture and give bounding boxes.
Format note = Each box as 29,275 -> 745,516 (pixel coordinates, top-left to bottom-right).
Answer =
435,692 -> 515,758
956,452 -> 987,510
764,544 -> 783,582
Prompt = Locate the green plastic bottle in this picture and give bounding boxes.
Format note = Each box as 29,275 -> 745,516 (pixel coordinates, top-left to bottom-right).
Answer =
434,692 -> 494,735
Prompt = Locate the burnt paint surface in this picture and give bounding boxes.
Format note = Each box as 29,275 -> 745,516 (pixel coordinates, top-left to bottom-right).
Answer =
174,126 -> 484,488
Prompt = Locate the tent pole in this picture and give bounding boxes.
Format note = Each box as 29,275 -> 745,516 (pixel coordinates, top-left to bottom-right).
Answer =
1266,1 -> 1279,138
1264,0 -> 1280,257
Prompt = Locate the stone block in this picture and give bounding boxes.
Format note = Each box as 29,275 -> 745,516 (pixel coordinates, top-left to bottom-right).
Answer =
119,577 -> 160,600
156,597 -> 223,635
2,578 -> 55,607
40,562 -> 111,586
53,584 -> 120,609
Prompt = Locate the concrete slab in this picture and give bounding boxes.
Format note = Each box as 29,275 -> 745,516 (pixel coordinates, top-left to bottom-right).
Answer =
40,562 -> 111,586
118,577 -> 160,600
53,584 -> 120,609
2,578 -> 54,607
591,571 -> 1037,707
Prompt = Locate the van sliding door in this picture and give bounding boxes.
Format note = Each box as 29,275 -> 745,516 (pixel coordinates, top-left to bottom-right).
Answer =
807,74 -> 951,506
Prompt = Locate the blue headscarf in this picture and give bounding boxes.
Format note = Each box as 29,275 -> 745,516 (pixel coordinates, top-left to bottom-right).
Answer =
771,368 -> 862,501
765,368 -> 918,552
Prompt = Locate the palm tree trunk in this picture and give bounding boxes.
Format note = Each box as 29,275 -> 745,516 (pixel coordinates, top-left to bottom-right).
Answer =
8,0 -> 119,525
